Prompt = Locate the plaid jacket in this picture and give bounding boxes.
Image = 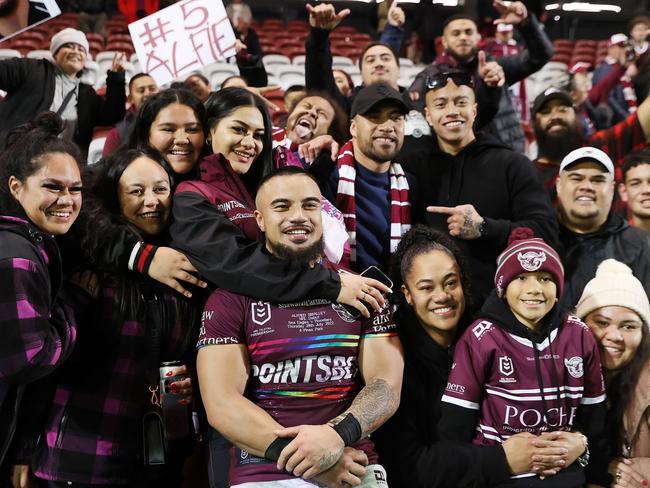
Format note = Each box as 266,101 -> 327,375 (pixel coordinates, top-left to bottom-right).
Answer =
0,216 -> 76,466
33,277 -> 192,484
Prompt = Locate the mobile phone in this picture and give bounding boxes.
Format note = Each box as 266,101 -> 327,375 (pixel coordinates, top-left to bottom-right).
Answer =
341,266 -> 393,319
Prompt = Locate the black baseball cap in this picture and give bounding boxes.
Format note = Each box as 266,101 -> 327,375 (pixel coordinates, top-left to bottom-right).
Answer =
532,87 -> 574,116
351,83 -> 410,118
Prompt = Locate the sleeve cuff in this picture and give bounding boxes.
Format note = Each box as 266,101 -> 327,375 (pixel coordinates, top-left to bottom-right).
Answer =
128,241 -> 158,275
481,444 -> 512,484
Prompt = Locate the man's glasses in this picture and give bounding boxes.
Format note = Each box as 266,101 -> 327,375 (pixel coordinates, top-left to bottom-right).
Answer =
426,71 -> 474,91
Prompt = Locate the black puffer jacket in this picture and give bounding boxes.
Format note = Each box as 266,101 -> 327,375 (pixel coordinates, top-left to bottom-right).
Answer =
559,213 -> 650,309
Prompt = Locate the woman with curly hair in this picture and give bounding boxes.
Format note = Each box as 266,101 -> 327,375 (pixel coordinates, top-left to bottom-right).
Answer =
373,225 -> 576,488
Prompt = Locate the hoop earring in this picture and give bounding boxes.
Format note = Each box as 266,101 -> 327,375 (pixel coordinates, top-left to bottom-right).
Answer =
205,137 -> 212,147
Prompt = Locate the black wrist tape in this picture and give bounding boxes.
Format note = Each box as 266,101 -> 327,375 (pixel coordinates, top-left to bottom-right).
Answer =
331,413 -> 362,446
264,437 -> 291,461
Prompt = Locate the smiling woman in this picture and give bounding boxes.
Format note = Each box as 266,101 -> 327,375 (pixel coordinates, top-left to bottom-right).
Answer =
576,259 -> 650,484
0,112 -> 82,472
29,147 -> 199,486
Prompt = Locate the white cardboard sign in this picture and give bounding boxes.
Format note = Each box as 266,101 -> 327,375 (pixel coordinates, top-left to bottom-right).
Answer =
128,0 -> 237,86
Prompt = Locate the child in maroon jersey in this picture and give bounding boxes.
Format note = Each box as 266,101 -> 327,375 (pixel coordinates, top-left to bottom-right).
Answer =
440,228 -> 610,487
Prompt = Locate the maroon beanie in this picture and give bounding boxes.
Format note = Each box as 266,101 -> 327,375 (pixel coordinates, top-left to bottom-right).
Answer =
495,228 -> 565,299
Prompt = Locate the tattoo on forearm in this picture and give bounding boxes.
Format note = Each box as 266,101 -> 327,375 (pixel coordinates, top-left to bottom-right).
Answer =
348,378 -> 399,436
460,208 -> 481,239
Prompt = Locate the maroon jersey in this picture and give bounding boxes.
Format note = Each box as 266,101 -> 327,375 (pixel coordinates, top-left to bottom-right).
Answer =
441,314 -> 605,478
198,289 -> 396,484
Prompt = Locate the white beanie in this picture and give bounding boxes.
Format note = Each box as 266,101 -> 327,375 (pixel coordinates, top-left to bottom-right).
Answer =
50,28 -> 89,56
576,259 -> 650,328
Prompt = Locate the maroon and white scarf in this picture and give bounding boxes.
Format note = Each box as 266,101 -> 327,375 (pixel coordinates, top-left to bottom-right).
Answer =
335,140 -> 411,264
606,57 -> 637,113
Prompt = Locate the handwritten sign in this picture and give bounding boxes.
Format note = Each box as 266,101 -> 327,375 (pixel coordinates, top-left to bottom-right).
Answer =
129,0 -> 237,86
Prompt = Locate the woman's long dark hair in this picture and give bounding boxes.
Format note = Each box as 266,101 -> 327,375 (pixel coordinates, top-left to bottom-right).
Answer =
606,323 -> 650,455
127,88 -> 206,179
391,224 -> 474,330
0,112 -> 82,216
78,147 -> 197,356
205,87 -> 273,195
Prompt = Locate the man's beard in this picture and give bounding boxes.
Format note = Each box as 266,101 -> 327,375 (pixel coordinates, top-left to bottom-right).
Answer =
450,45 -> 478,64
534,119 -> 584,163
0,0 -> 18,17
267,237 -> 324,267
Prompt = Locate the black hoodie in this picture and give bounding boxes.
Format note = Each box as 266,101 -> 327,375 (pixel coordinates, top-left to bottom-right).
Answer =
439,293 -> 610,487
409,134 -> 558,302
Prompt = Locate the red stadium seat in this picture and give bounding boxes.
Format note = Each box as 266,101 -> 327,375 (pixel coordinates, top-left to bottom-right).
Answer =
9,39 -> 39,55
85,33 -> 104,46
107,33 -> 132,44
283,46 -> 306,59
336,26 -> 358,35
105,42 -> 134,56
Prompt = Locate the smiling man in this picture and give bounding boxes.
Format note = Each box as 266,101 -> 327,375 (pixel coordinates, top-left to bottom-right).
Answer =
196,166 -> 403,488
532,87 -> 650,204
416,71 -> 557,302
555,147 -> 650,308
309,83 -> 413,273
619,147 -> 650,238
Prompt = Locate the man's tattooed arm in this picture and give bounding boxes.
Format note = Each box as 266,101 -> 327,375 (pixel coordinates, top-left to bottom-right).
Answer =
345,378 -> 400,436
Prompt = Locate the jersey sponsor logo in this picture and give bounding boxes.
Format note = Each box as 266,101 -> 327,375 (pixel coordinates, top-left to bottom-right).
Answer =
499,356 -> 515,376
564,356 -> 584,378
331,303 -> 358,323
197,336 -> 238,346
472,320 -> 493,339
446,382 -> 466,394
251,301 -> 272,326
251,355 -> 357,384
504,405 -> 578,428
517,250 -> 547,271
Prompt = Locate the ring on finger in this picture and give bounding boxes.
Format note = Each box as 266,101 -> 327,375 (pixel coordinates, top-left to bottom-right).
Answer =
616,471 -> 622,482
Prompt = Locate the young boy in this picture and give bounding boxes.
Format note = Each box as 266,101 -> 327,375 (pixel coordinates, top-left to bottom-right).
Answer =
439,228 -> 610,487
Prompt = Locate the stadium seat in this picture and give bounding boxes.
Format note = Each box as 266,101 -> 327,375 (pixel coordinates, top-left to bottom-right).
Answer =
86,33 -> 105,46
87,137 -> 106,165
205,62 -> 240,88
105,42 -> 134,57
283,46 -> 306,60
0,49 -> 21,60
10,39 -> 40,55
332,55 -> 354,68
292,55 -> 306,66
263,54 -> 291,69
26,50 -> 53,60
399,57 -> 414,68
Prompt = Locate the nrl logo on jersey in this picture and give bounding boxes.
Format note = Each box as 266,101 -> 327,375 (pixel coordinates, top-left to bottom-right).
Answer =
251,301 -> 272,326
517,251 -> 547,272
498,355 -> 517,382
564,356 -> 584,378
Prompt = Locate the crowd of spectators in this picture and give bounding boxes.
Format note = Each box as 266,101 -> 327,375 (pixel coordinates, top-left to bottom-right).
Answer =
1,1 -> 650,487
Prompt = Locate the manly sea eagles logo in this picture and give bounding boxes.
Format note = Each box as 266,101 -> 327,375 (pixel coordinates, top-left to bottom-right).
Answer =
251,301 -> 272,326
517,251 -> 547,272
564,356 -> 584,378
499,356 -> 515,376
